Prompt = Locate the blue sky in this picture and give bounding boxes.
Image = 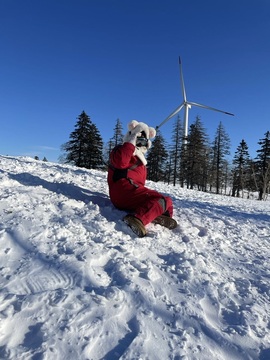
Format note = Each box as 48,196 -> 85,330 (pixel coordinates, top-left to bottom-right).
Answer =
1,0 -> 269,163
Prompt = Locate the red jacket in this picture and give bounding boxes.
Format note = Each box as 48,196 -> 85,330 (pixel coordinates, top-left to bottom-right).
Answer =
107,142 -> 146,208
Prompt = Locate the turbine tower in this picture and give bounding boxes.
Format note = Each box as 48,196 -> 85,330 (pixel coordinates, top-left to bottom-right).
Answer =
156,57 -> 234,143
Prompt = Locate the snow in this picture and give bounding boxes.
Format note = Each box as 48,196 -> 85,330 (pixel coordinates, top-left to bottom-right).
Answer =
0,154 -> 270,360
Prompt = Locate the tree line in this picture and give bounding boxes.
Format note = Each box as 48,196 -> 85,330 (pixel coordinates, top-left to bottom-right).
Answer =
60,111 -> 270,201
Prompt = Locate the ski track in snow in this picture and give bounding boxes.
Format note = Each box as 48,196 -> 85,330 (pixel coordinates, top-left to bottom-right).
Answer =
0,155 -> 270,360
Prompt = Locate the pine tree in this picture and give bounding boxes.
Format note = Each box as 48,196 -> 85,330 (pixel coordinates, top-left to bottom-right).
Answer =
61,111 -> 104,169
169,115 -> 183,186
104,118 -> 124,165
245,159 -> 258,198
103,138 -> 115,165
147,130 -> 168,182
231,140 -> 250,197
85,122 -> 104,169
255,131 -> 270,200
112,118 -> 124,147
61,111 -> 91,167
184,116 -> 209,190
179,144 -> 188,188
211,122 -> 231,194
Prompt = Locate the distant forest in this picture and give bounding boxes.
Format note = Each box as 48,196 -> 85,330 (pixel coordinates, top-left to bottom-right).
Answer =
59,111 -> 270,201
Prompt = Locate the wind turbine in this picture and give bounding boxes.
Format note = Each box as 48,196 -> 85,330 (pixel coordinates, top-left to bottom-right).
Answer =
156,57 -> 234,143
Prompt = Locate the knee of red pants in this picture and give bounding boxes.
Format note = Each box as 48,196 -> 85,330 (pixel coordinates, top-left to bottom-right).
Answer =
135,195 -> 174,225
164,196 -> 173,217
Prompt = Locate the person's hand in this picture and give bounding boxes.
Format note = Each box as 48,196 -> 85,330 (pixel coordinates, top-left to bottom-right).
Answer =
126,124 -> 145,146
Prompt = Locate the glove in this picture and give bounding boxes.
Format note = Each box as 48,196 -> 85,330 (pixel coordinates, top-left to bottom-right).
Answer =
127,132 -> 139,146
125,124 -> 145,146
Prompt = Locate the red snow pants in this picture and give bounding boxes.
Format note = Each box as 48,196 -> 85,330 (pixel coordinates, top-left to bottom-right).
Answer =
109,178 -> 173,226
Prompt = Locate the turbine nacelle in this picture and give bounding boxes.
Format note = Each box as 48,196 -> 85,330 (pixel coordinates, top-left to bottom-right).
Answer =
156,57 -> 234,142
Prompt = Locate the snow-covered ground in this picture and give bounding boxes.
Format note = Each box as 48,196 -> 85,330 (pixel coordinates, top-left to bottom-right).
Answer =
0,155 -> 270,360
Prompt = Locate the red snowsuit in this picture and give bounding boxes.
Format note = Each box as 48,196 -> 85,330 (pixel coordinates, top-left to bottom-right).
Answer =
107,142 -> 173,226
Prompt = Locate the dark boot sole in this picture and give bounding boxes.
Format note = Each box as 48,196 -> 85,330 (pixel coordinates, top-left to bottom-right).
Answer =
152,215 -> 178,229
123,215 -> 146,237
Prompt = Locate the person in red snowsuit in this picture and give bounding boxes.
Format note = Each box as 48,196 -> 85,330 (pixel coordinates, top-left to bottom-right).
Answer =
107,120 -> 177,237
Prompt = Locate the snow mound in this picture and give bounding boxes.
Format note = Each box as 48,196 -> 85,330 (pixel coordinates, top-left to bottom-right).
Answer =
0,155 -> 270,360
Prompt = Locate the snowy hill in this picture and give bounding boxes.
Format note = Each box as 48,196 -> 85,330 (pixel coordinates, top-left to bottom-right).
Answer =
0,155 -> 270,360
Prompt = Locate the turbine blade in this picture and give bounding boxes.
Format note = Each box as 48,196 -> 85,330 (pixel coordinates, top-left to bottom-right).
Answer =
188,101 -> 234,116
179,57 -> 187,102
156,103 -> 184,130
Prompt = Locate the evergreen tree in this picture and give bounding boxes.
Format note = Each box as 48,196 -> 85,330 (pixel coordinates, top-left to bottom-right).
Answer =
61,111 -> 104,169
85,122 -> 104,169
185,116 -> 209,190
231,140 -> 250,197
112,118 -> 124,147
223,159 -> 230,195
245,159 -> 258,198
169,115 -> 183,186
103,138 -> 115,165
103,118 -> 124,165
164,154 -> 173,185
61,111 -> 91,167
211,122 -> 231,194
147,130 -> 168,182
103,119 -> 124,164
255,131 -> 270,200
179,144 -> 188,188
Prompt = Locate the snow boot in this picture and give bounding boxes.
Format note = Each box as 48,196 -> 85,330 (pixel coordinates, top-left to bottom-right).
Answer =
123,215 -> 147,238
152,215 -> 178,229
